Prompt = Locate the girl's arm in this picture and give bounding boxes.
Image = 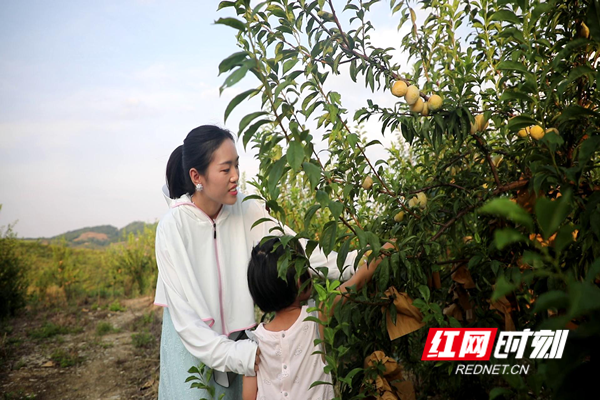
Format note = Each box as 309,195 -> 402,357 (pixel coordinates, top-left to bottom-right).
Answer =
328,241 -> 396,312
242,376 -> 258,400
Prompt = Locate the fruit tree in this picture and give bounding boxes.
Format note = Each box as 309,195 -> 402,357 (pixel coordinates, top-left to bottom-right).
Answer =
216,0 -> 600,398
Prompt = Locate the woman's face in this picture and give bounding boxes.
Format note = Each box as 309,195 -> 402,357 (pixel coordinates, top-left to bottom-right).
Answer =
199,139 -> 240,206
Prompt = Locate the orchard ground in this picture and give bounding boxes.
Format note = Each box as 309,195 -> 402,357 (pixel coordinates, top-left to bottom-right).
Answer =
0,297 -> 161,400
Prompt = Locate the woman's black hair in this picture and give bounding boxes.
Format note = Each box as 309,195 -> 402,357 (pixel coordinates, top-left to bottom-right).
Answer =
247,237 -> 311,313
165,125 -> 235,199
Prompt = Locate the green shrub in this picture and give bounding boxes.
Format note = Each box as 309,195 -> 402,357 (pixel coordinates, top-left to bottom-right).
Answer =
131,332 -> 153,348
108,299 -> 126,312
0,219 -> 28,319
95,321 -> 119,336
50,348 -> 83,367
28,322 -> 81,339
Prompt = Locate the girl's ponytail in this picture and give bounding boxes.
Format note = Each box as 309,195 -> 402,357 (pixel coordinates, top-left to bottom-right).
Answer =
165,145 -> 189,199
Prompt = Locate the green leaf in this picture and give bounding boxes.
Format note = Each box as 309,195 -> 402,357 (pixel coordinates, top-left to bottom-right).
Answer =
224,89 -> 257,122
267,157 -> 287,196
418,284 -> 430,302
336,239 -> 351,271
586,0 -> 600,39
494,228 -> 527,250
304,205 -> 320,229
221,65 -> 249,92
557,105 -> 598,123
286,140 -> 304,172
535,190 -> 572,240
490,10 -> 520,24
239,111 -> 269,133
251,217 -> 275,230
214,17 -> 246,31
507,115 -> 538,131
218,51 -> 248,75
479,198 -> 534,231
302,162 -> 321,189
490,387 -> 514,400
492,276 -> 516,302
554,224 -> 576,254
533,290 -> 569,313
320,221 -> 337,256
328,201 -> 343,221
217,1 -> 236,10
497,60 -> 528,74
568,280 -> 600,318
578,136 -> 600,164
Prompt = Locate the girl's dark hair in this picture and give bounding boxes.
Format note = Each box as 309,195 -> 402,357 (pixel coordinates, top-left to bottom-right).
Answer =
165,125 -> 235,199
247,237 -> 311,313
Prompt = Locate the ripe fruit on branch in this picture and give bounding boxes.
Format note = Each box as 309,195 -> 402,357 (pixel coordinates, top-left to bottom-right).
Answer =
405,85 -> 420,105
492,155 -> 503,167
471,114 -> 489,133
394,211 -> 405,222
391,81 -> 408,97
517,127 -> 529,138
421,102 -> 429,116
362,175 -> 374,189
427,94 -> 443,111
416,192 -> 427,208
578,22 -> 590,38
407,197 -> 418,208
410,98 -> 424,113
530,125 -> 544,140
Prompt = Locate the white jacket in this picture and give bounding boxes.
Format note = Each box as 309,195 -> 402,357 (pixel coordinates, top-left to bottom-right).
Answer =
154,188 -> 358,376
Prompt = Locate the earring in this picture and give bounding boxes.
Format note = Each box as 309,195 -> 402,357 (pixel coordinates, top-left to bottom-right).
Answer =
195,183 -> 203,192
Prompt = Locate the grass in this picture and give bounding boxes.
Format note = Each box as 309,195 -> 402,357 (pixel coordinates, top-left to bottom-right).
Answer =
2,390 -> 37,399
132,311 -> 158,332
95,321 -> 120,336
131,332 -> 153,348
28,322 -> 82,339
108,299 -> 126,312
50,348 -> 83,368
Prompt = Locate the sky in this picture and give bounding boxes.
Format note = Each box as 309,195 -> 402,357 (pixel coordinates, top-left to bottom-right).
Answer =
0,0 -> 428,238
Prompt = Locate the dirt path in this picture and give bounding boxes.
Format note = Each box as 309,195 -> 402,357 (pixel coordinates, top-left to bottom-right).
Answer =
1,296 -> 162,399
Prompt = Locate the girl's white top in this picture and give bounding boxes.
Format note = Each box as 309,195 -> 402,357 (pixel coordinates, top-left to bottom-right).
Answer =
251,305 -> 334,400
154,188 -> 358,376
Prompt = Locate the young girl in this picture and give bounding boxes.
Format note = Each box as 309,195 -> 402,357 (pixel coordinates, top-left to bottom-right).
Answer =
243,237 -> 394,400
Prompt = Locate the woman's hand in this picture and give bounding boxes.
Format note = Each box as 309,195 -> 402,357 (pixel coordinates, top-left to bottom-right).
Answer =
253,348 -> 261,372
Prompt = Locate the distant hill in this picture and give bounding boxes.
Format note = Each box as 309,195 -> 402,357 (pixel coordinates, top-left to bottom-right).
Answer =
30,221 -> 155,248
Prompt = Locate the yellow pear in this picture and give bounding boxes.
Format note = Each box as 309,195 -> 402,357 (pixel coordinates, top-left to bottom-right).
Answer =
428,94 -> 443,111
408,197 -> 419,208
405,85 -> 420,105
530,125 -> 545,140
492,155 -> 503,167
394,211 -> 405,222
416,192 -> 427,208
362,176 -> 374,189
517,127 -> 529,138
410,98 -> 424,113
391,81 -> 408,97
578,22 -> 590,39
475,114 -> 488,132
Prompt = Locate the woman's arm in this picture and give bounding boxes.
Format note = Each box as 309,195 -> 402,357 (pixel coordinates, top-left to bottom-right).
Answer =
242,376 -> 258,400
249,200 -> 359,281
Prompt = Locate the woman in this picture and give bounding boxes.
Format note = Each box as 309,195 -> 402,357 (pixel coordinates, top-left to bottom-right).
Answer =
154,125 -> 359,399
